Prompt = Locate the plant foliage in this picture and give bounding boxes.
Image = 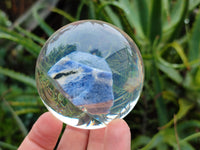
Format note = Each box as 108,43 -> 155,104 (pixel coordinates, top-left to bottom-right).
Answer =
0,0 -> 200,149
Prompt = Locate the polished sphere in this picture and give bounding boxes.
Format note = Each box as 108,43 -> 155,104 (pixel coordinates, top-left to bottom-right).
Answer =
35,20 -> 144,129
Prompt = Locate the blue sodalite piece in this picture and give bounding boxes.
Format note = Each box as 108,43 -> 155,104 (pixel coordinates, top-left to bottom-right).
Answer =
47,51 -> 114,114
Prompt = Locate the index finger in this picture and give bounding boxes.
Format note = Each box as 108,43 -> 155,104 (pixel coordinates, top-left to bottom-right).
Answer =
18,112 -> 63,150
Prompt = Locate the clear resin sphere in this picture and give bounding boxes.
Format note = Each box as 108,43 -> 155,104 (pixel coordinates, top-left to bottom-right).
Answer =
35,20 -> 144,129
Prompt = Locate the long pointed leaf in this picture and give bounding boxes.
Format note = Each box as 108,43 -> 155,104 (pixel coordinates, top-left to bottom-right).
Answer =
157,63 -> 183,84
153,62 -> 168,125
158,42 -> 190,69
101,3 -> 123,29
180,132 -> 200,144
189,0 -> 200,11
51,8 -> 76,22
0,26 -> 41,56
33,7 -> 54,36
110,0 -> 146,39
189,10 -> 200,61
0,141 -> 17,150
134,0 -> 149,36
148,0 -> 162,44
76,0 -> 86,20
2,98 -> 28,137
0,66 -> 36,88
15,26 -> 45,45
163,0 -> 189,42
160,99 -> 194,129
141,132 -> 163,150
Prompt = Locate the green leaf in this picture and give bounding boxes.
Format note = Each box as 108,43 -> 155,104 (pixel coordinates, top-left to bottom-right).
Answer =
15,108 -> 41,115
76,0 -> 86,20
2,98 -> 28,137
195,67 -> 200,85
100,3 -> 123,29
163,0 -> 189,42
51,7 -> 76,22
88,0 -> 96,19
162,0 -> 170,21
9,101 -> 38,107
157,62 -> 183,84
0,32 -> 36,56
98,1 -> 140,46
0,66 -> 36,88
109,0 -> 146,40
153,64 -> 168,126
178,120 -> 200,132
184,71 -> 200,90
189,0 -> 200,11
178,120 -> 200,140
181,132 -> 200,144
0,10 -> 11,27
158,42 -> 190,69
0,26 -> 41,56
170,42 -> 190,69
148,0 -> 162,44
160,99 -> 194,129
140,132 -> 164,150
132,135 -> 151,149
33,6 -> 54,36
141,126 -> 195,150
15,26 -> 45,45
189,10 -> 200,61
180,142 -> 195,150
0,141 -> 17,150
134,0 -> 149,36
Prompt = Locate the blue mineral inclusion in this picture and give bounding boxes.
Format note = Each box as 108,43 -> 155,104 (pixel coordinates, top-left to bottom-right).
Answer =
47,51 -> 114,114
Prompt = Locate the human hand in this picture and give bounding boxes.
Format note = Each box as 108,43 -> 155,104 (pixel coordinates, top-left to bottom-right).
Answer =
18,112 -> 130,150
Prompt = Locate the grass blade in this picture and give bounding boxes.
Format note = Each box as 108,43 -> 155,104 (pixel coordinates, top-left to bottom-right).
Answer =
2,98 -> 28,137
88,0 -> 96,19
162,0 -> 170,22
15,108 -> 41,115
15,26 -> 45,45
163,0 -> 189,42
153,63 -> 168,125
0,66 -> 36,88
148,0 -> 162,44
33,6 -> 54,36
170,42 -> 190,69
158,42 -> 190,69
0,26 -> 41,56
0,141 -> 17,150
134,0 -> 149,36
51,7 -> 76,22
109,0 -> 146,39
10,101 -> 38,107
189,0 -> 200,11
132,135 -> 151,149
0,10 -> 11,27
160,99 -> 194,129
100,2 -> 123,29
76,0 -> 86,20
189,9 -> 200,61
180,132 -> 200,144
0,32 -> 36,56
157,63 -> 183,84
140,132 -> 163,150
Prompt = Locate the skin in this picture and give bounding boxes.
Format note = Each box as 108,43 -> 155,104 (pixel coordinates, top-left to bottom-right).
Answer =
18,112 -> 131,150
